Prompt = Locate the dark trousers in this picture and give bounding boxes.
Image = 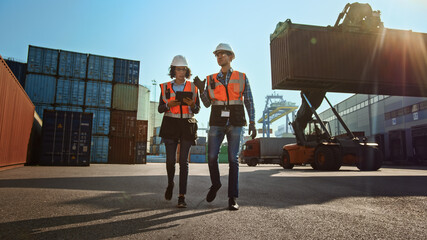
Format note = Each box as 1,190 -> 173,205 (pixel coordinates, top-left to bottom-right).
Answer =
164,138 -> 193,195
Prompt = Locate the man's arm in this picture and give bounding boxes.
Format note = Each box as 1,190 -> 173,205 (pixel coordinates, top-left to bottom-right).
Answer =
243,76 -> 255,123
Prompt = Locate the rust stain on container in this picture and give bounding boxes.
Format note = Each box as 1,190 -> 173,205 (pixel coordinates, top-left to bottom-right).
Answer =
0,55 -> 35,168
270,23 -> 427,97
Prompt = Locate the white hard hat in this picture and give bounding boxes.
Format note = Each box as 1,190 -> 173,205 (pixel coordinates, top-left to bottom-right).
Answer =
213,43 -> 235,58
171,55 -> 188,67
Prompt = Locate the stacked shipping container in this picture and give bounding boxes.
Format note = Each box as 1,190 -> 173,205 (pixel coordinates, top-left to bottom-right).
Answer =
24,45 -> 147,164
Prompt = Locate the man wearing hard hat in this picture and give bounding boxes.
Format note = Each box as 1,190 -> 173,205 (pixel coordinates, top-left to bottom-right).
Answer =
194,43 -> 256,211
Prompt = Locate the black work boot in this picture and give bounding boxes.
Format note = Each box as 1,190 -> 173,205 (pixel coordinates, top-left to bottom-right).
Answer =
206,184 -> 221,202
177,196 -> 187,208
165,182 -> 174,200
228,197 -> 239,211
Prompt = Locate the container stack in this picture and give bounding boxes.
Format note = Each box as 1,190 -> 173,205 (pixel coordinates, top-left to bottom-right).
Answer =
24,45 -> 145,164
5,59 -> 27,88
218,144 -> 229,163
150,127 -> 163,155
135,120 -> 148,164
190,137 -> 206,163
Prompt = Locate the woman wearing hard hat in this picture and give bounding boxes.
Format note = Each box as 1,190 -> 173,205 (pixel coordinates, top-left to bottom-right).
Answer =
158,55 -> 200,208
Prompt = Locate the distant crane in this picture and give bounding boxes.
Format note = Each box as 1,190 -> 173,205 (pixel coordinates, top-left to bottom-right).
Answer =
258,94 -> 298,138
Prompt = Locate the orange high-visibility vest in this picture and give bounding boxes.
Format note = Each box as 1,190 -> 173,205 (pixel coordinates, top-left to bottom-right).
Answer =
160,81 -> 198,118
207,71 -> 246,106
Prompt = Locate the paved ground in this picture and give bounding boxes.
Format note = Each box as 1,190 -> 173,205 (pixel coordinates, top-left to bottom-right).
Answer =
0,163 -> 426,239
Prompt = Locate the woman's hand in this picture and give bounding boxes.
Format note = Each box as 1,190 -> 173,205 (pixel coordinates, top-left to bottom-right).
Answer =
167,100 -> 180,108
182,97 -> 195,108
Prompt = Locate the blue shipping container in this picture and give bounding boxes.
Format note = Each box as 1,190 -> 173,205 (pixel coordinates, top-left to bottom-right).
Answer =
136,142 -> 147,164
91,136 -> 109,163
85,81 -> 112,108
25,74 -> 56,104
87,55 -> 114,81
55,105 -> 83,112
5,59 -> 27,88
114,59 -> 140,85
40,110 -> 93,166
58,50 -> 87,79
35,104 -> 55,120
27,46 -> 59,75
85,108 -> 110,135
56,78 -> 85,106
190,154 -> 206,163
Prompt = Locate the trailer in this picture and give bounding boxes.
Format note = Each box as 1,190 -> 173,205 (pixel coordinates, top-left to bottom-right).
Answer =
240,137 -> 296,166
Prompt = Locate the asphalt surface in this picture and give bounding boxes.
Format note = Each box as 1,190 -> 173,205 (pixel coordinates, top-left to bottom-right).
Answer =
0,163 -> 426,240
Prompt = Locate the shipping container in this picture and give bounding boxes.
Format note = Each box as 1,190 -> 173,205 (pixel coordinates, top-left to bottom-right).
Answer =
27,45 -> 59,75
55,105 -> 83,113
152,136 -> 162,145
110,110 -> 137,137
58,50 -> 87,79
40,110 -> 93,166
87,55 -> 114,81
91,135 -> 109,163
56,78 -> 85,106
137,85 -> 150,120
5,59 -> 27,87
85,108 -> 110,135
190,145 -> 206,155
136,141 -> 147,164
190,154 -> 206,163
196,137 -> 206,146
114,58 -> 140,85
112,83 -> 138,111
136,120 -> 148,142
26,111 -> 43,165
270,22 -> 427,97
25,74 -> 56,104
85,80 -> 112,108
0,55 -> 35,168
35,103 -> 55,119
108,136 -> 135,164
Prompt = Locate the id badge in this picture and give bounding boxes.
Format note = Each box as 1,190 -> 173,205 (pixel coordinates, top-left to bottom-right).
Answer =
221,110 -> 230,117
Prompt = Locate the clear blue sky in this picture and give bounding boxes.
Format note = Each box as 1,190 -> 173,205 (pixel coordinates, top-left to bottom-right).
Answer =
1,0 -> 426,131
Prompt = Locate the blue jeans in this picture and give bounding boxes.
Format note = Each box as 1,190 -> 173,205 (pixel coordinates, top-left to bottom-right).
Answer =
164,138 -> 193,195
207,125 -> 242,198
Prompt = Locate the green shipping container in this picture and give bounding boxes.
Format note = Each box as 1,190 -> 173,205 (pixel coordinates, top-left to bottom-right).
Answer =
112,83 -> 138,111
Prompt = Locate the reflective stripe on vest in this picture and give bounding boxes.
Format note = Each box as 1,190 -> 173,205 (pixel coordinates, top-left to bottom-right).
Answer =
207,71 -> 245,105
160,81 -> 197,118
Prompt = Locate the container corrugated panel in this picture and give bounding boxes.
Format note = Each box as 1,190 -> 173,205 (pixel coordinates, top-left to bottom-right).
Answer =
108,136 -> 135,164
55,105 -> 83,112
85,108 -> 110,135
87,55 -> 114,81
0,55 -> 35,168
40,110 -> 93,166
112,83 -> 138,111
27,46 -> 59,75
110,110 -> 137,137
190,154 -> 206,163
35,104 -> 55,119
137,85 -> 150,120
58,50 -> 87,79
152,136 -> 162,145
135,142 -> 147,164
90,136 -> 109,163
270,23 -> 427,97
5,59 -> 27,87
196,137 -> 206,146
114,58 -> 140,85
56,78 -> 85,105
190,145 -> 206,155
136,120 -> 148,142
25,74 -> 56,104
85,80 -> 112,108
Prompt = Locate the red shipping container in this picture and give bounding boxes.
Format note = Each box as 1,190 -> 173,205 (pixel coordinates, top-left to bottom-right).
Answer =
108,136 -> 135,164
110,110 -> 137,138
0,55 -> 35,168
270,22 -> 427,97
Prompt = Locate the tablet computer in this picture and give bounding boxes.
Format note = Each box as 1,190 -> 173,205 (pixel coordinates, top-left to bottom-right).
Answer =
176,91 -> 193,105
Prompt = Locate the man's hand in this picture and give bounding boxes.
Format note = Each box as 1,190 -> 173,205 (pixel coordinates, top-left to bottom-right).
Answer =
167,100 -> 180,108
248,122 -> 257,139
193,76 -> 206,93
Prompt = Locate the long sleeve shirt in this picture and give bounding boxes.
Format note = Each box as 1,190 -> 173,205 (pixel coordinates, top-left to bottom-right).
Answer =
158,80 -> 201,115
200,68 -> 255,123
